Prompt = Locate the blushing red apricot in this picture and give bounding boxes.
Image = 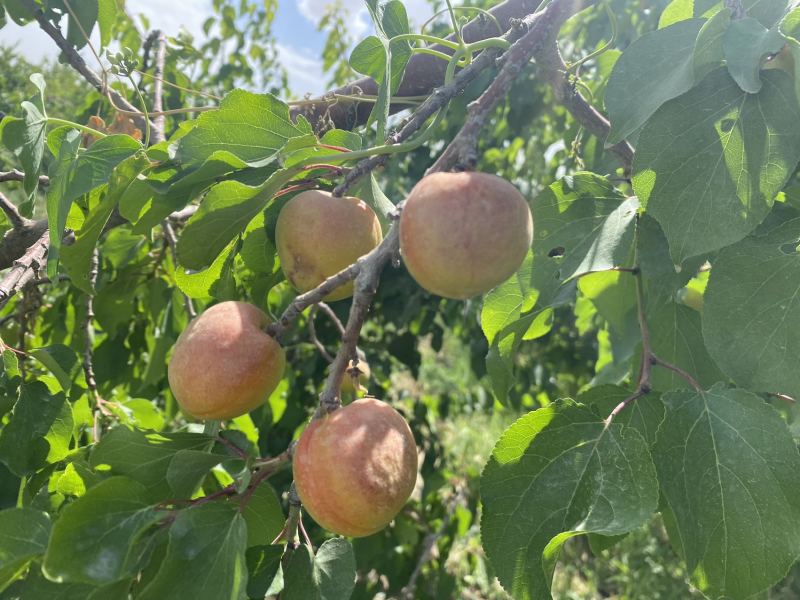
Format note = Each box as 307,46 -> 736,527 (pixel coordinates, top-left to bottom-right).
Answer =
293,398 -> 417,537
399,172 -> 533,299
275,190 -> 383,301
167,301 -> 285,420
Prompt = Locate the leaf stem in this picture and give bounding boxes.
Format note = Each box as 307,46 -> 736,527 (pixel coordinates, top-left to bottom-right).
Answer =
47,117 -> 107,139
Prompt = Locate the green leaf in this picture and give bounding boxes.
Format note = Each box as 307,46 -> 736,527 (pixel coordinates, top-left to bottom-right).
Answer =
235,484 -> 284,547
2,568 -> 96,599
137,503 -> 248,600
66,0 -> 97,49
351,173 -> 396,231
577,385 -> 665,447
283,538 -> 356,600
90,427 -> 213,500
0,507 -> 50,592
653,384 -> 800,598
42,477 -> 160,585
175,240 -> 237,300
61,151 -> 151,293
606,19 -> 708,143
28,344 -> 81,392
177,169 -> 292,270
175,90 -> 313,168
0,74 -> 47,197
165,449 -> 227,498
723,17 -> 785,93
647,300 -> 725,391
96,0 -> 121,47
46,133 -> 141,277
239,211 -> 277,274
633,68 -> 800,262
0,382 -> 66,477
481,400 -> 658,600
703,218 -> 800,397
245,545 -> 282,599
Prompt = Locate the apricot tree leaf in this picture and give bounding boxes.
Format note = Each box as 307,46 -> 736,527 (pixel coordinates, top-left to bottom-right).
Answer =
723,17 -> 785,93
43,477 -> 160,585
137,503 -> 248,600
703,218 -> 800,397
633,68 -> 800,262
481,400 -> 658,600
653,385 -> 800,598
0,507 -> 50,592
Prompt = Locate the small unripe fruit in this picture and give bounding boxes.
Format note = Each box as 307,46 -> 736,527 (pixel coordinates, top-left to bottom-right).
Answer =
399,172 -> 533,299
168,301 -> 285,420
678,287 -> 704,312
276,190 -> 383,301
340,359 -> 370,395
293,398 -> 417,537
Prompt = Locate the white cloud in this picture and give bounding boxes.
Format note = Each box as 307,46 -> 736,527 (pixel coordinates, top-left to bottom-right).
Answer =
132,0 -> 211,39
276,43 -> 327,96
297,0 -> 434,40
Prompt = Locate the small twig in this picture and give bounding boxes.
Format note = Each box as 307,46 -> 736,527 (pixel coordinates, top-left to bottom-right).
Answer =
769,392 -> 797,404
307,305 -> 335,363
317,302 -> 345,336
650,355 -> 702,392
83,250 -> 107,440
0,170 -> 50,186
0,192 -> 27,230
162,220 -> 197,319
19,0 -> 153,132
280,484 -> 303,563
400,485 -> 465,599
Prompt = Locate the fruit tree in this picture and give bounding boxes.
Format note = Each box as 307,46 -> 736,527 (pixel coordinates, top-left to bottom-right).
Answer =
1,0 -> 800,598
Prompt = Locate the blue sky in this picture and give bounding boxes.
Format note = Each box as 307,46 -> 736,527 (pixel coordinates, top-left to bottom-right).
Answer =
0,0 -> 434,96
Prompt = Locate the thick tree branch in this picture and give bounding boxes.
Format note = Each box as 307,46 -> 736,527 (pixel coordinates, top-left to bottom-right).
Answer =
428,0 -> 578,173
20,0 -> 153,131
150,30 -> 168,144
0,229 -> 48,308
291,0 -> 543,131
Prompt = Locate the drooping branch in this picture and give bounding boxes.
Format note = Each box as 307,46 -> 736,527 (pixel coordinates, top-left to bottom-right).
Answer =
0,192 -> 28,230
533,22 -> 635,171
19,0 -> 153,131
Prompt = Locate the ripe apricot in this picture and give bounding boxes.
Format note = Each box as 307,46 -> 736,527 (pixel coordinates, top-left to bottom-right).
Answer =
399,172 -> 533,299
275,190 -> 382,301
168,301 -> 285,420
293,398 -> 417,537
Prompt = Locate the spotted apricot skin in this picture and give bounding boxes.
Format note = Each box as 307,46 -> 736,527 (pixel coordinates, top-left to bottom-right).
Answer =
167,301 -> 285,421
293,398 -> 418,537
275,190 -> 383,301
399,172 -> 533,299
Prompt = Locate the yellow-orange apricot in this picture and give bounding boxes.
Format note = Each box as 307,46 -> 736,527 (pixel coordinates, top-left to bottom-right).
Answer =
399,172 -> 533,299
293,398 -> 417,537
168,301 -> 285,420
275,190 -> 382,301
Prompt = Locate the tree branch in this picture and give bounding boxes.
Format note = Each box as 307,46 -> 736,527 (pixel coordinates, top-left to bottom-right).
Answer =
291,0 -> 543,131
533,22 -> 634,171
0,229 -> 49,308
0,170 -> 50,186
150,30 -> 168,144
0,192 -> 28,230
19,0 -> 153,131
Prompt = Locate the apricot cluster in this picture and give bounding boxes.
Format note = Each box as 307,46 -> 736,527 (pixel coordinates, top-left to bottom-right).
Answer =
167,171 -> 530,537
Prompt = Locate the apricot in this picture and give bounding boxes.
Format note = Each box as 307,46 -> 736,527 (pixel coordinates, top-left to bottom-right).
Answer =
167,301 -> 285,420
399,171 -> 533,299
340,358 -> 370,395
275,190 -> 383,301
293,398 -> 417,537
